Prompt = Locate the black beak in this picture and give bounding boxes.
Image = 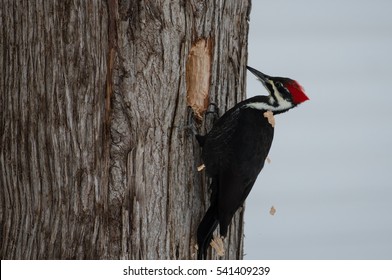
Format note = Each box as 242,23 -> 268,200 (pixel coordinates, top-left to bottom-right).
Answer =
246,66 -> 270,82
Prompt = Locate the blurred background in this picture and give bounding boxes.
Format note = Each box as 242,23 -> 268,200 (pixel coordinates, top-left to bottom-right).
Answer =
244,0 -> 392,259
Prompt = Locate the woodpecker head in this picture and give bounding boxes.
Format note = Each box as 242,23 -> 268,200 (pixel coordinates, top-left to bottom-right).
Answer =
246,66 -> 309,113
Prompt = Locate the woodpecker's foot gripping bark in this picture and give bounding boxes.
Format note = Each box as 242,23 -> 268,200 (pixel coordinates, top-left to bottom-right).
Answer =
186,103 -> 219,138
204,102 -> 220,122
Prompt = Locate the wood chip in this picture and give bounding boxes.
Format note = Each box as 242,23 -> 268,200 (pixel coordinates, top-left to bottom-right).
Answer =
197,164 -> 205,172
263,111 -> 275,127
269,206 -> 276,216
210,236 -> 225,256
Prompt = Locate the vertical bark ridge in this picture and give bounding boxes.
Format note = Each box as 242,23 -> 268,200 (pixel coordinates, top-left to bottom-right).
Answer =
113,0 -> 250,259
1,0 -> 250,260
1,0 -> 108,259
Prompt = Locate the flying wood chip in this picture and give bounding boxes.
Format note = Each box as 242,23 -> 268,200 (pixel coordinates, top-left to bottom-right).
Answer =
186,38 -> 213,120
269,206 -> 276,216
263,111 -> 275,127
197,164 -> 206,172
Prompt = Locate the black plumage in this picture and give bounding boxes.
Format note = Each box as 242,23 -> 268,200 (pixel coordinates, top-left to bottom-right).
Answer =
196,97 -> 274,260
196,66 -> 309,260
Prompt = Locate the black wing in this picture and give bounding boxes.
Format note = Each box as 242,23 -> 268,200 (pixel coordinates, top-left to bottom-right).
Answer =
216,108 -> 274,235
197,105 -> 274,259
201,106 -> 241,177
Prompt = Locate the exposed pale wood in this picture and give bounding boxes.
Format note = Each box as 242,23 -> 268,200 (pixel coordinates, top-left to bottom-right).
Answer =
186,38 -> 213,120
0,0 -> 251,259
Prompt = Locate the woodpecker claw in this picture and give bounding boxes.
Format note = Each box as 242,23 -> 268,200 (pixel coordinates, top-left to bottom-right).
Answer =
185,109 -> 200,135
205,103 -> 220,119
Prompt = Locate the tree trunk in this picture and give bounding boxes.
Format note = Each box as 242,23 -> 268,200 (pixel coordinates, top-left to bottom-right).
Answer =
0,0 -> 250,259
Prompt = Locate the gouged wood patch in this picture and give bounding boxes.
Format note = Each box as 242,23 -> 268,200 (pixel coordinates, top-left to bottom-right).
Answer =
186,38 -> 213,120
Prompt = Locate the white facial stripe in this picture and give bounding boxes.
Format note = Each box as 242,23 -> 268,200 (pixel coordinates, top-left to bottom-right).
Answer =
245,102 -> 276,111
245,82 -> 293,112
273,84 -> 293,110
245,100 -> 292,111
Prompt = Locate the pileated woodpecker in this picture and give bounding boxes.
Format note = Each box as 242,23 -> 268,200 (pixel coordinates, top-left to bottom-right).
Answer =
196,66 -> 309,260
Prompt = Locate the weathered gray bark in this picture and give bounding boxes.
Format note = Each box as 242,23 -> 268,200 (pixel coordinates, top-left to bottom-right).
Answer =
0,0 -> 250,259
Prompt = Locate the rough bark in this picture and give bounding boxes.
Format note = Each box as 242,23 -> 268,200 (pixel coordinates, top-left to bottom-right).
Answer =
0,0 -> 250,259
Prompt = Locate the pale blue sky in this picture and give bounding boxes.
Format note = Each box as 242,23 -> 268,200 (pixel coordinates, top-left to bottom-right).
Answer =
244,0 -> 392,259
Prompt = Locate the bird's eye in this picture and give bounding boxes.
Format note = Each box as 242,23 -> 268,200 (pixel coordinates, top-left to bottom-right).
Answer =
275,81 -> 293,101
275,82 -> 283,88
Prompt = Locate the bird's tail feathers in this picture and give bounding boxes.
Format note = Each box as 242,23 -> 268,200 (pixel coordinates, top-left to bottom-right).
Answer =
197,204 -> 218,260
